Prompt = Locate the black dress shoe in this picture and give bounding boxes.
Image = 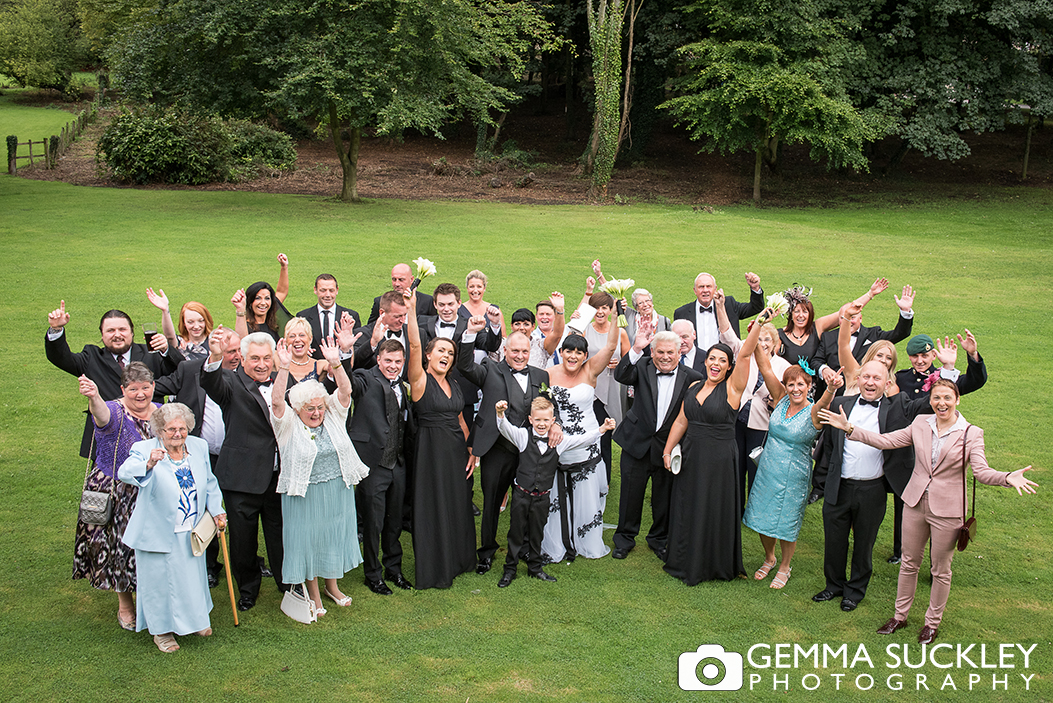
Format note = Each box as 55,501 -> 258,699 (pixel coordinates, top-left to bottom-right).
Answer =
654,548 -> 668,563
497,572 -> 516,588
529,570 -> 557,582
385,572 -> 413,590
808,490 -> 822,505
611,548 -> 630,560
207,572 -> 219,589
476,557 -> 493,574
887,555 -> 902,565
841,598 -> 860,612
366,578 -> 393,596
237,596 -> 256,612
472,502 -> 481,517
812,589 -> 839,602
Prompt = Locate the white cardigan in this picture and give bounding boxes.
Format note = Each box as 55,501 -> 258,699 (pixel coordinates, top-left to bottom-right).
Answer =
272,392 -> 369,497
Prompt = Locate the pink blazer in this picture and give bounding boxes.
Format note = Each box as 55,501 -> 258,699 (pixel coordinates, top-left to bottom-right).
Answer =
849,415 -> 1009,518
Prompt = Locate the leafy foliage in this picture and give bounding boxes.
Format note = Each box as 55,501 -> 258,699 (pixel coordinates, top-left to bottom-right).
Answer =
96,106 -> 295,184
0,0 -> 90,94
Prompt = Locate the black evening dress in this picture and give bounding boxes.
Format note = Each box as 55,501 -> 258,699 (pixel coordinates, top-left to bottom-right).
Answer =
664,380 -> 745,584
411,374 -> 476,589
777,327 -> 820,369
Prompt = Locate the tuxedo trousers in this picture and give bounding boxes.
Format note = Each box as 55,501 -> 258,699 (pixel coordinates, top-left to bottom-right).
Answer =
224,472 -> 285,600
822,477 -> 887,603
613,451 -> 671,553
356,461 -> 407,582
503,486 -> 550,576
477,440 -> 519,562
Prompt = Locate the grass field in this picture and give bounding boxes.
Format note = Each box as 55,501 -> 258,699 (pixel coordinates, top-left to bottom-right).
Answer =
0,74 -> 96,162
1,175 -> 1051,702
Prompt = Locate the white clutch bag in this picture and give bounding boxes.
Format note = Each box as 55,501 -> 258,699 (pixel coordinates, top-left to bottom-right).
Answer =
281,584 -> 318,624
191,509 -> 217,557
669,444 -> 683,475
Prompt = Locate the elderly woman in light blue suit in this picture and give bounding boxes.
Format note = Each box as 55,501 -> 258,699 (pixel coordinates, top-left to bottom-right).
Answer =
120,403 -> 226,654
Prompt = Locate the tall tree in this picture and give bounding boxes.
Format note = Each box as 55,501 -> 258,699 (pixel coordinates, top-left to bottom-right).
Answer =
0,0 -> 86,93
109,0 -> 552,201
662,0 -> 884,201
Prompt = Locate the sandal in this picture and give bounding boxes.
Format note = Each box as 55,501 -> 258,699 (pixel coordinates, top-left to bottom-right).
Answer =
324,587 -> 352,607
153,634 -> 180,653
118,611 -> 136,632
754,559 -> 777,580
770,567 -> 792,590
195,627 -> 213,637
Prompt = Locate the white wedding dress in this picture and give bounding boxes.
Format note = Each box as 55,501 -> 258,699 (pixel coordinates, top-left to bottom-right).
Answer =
541,383 -> 610,561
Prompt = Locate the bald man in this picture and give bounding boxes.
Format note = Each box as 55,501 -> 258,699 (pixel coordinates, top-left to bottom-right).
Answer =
367,263 -> 436,324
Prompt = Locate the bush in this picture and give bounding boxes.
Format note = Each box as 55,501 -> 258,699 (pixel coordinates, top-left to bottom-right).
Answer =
96,106 -> 296,185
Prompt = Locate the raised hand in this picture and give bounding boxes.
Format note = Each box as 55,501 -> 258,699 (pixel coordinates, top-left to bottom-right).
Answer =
334,315 -> 358,352
403,288 -> 417,310
591,260 -> 603,278
467,315 -> 486,334
78,375 -> 98,398
371,313 -> 389,346
319,337 -> 346,367
934,336 -> 958,367
275,339 -> 293,368
895,285 -> 915,312
495,400 -> 508,418
714,288 -> 725,306
827,366 -> 845,391
485,304 -> 501,326
276,253 -> 289,267
585,276 -> 596,296
869,277 -> 889,298
231,289 -> 246,313
957,329 -> 978,360
632,325 -> 654,353
148,330 -> 168,352
48,300 -> 70,329
208,327 -> 227,357
147,448 -> 166,470
549,291 -> 565,313
744,272 -> 761,291
821,366 -> 838,385
145,287 -> 169,312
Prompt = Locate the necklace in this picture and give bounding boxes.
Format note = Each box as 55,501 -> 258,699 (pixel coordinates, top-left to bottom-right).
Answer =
291,358 -> 312,366
789,329 -> 807,340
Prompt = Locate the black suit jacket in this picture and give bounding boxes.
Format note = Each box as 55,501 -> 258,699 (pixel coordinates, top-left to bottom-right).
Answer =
895,353 -> 988,400
613,355 -> 703,463
813,315 -> 914,371
820,393 -> 932,506
153,358 -> 208,437
296,304 -> 361,359
199,363 -> 279,494
457,337 -> 551,456
45,331 -> 184,457
347,367 -> 407,469
350,323 -> 410,372
367,291 -> 435,325
672,288 -> 764,339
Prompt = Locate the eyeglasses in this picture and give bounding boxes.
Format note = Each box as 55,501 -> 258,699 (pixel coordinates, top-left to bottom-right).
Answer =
163,427 -> 188,436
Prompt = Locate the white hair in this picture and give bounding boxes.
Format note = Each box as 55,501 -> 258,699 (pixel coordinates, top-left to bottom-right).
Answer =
241,332 -> 277,356
631,288 -> 652,307
288,380 -> 328,412
149,403 -> 196,436
651,331 -> 679,350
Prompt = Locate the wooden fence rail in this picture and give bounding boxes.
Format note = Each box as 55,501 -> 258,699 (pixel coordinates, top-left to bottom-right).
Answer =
7,101 -> 98,174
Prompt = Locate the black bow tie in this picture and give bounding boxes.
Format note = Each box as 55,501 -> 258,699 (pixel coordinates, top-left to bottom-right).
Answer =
858,398 -> 880,407
257,380 -> 273,389
511,368 -> 529,377
657,371 -> 675,377
699,305 -> 713,314
386,330 -> 400,339
389,380 -> 400,389
439,321 -> 456,329
532,434 -> 549,443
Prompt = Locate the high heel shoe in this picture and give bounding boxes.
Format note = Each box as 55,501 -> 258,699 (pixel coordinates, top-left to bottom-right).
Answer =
118,611 -> 136,631
324,587 -> 352,607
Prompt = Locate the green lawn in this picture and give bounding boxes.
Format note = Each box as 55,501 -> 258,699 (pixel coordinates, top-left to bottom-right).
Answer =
1,176 -> 1050,702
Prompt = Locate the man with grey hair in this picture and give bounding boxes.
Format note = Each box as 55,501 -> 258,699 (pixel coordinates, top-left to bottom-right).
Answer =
200,330 -> 285,611
671,319 -> 707,374
672,272 -> 764,350
611,327 -> 703,560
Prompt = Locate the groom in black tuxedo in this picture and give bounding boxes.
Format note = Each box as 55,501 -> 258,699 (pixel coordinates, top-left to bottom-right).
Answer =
295,274 -> 360,358
200,330 -> 286,611
611,329 -> 702,561
458,323 -> 555,575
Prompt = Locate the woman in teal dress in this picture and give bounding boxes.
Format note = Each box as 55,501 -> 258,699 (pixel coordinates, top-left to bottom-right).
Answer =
271,338 -> 369,616
743,350 -> 842,589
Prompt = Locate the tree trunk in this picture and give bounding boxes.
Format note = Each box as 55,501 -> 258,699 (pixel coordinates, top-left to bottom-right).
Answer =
881,138 -> 911,177
1022,113 -> 1035,181
615,0 -> 643,161
328,101 -> 360,202
753,146 -> 762,203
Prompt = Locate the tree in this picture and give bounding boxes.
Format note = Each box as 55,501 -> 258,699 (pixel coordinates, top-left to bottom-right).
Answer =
109,0 -> 552,201
0,0 -> 86,93
662,0 -> 884,201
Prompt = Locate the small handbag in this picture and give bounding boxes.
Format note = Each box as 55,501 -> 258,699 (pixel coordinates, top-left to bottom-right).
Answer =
956,425 -> 978,551
281,583 -> 318,624
78,419 -> 124,526
191,509 -> 217,557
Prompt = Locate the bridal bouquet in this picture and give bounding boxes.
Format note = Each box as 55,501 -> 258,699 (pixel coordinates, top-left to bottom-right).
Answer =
599,278 -> 635,327
411,257 -> 437,291
764,292 -> 789,319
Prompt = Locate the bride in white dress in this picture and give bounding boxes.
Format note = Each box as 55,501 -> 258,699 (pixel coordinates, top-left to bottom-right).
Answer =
541,322 -> 620,562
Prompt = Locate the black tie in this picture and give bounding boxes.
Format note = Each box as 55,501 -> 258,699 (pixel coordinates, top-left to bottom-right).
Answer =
858,398 -> 880,407
257,380 -> 273,389
322,309 -> 330,341
657,371 -> 675,377
390,380 -> 400,389
386,330 -> 400,339
699,305 -> 713,314
439,321 -> 456,329
511,368 -> 529,377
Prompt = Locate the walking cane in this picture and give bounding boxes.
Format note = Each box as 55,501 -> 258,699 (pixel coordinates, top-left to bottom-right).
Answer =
218,528 -> 239,626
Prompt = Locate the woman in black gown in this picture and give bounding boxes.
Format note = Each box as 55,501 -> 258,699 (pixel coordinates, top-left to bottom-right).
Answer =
404,289 -> 477,589
661,309 -> 766,584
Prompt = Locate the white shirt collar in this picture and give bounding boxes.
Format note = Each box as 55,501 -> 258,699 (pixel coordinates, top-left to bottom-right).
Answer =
926,411 -> 968,437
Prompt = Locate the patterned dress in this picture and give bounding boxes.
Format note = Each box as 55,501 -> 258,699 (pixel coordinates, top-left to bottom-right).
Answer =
541,383 -> 610,561
72,400 -> 156,592
743,396 -> 818,542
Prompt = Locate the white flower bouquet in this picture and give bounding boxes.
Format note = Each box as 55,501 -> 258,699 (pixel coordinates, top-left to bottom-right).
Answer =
411,257 -> 437,291
599,278 -> 635,327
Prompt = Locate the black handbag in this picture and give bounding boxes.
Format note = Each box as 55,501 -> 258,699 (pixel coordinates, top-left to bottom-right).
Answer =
956,425 -> 977,552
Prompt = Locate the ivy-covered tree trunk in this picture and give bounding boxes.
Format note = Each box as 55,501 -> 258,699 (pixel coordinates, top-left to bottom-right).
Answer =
328,101 -> 360,202
585,0 -> 625,200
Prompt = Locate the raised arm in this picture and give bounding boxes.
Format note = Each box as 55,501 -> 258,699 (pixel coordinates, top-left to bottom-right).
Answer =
754,342 -> 786,406
727,309 -> 766,401
275,253 -> 289,303
810,368 -> 843,429
146,287 -> 179,350
814,278 -> 888,335
231,289 -> 249,339
585,308 -> 621,378
541,292 -> 566,356
320,338 -> 352,408
578,275 -> 596,310
715,288 -> 743,354
403,290 -> 426,401
837,302 -> 862,387
271,340 -> 292,419
79,375 -> 111,427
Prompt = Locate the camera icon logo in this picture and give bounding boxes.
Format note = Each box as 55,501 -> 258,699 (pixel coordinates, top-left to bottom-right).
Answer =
678,645 -> 743,691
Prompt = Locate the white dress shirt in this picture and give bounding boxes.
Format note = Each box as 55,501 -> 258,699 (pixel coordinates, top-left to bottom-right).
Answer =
842,399 -> 884,480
